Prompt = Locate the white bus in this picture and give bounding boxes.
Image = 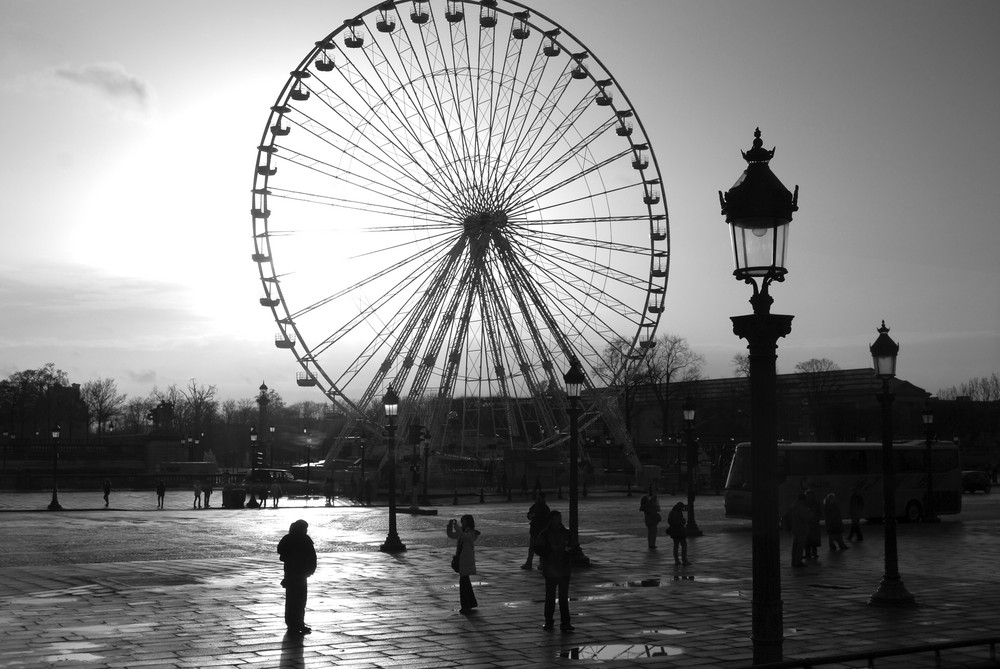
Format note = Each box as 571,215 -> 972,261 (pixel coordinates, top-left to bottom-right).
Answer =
724,441 -> 963,522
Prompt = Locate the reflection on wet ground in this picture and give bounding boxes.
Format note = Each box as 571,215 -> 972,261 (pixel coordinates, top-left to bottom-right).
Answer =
558,643 -> 684,661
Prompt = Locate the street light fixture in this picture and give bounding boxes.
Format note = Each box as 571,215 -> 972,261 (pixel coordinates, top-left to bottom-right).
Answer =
380,386 -> 406,553
921,405 -> 939,523
868,321 -> 917,608
563,356 -> 590,567
47,424 -> 62,511
682,397 -> 703,537
720,127 -> 798,665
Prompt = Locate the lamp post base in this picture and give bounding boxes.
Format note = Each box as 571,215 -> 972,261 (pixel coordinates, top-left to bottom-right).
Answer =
47,493 -> 62,511
868,575 -> 917,608
570,546 -> 591,568
379,533 -> 407,553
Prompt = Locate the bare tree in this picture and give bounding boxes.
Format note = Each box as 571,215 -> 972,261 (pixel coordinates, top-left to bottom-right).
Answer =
645,334 -> 706,437
596,336 -> 648,435
731,353 -> 750,377
794,358 -> 841,440
80,377 -> 128,439
938,373 -> 1000,401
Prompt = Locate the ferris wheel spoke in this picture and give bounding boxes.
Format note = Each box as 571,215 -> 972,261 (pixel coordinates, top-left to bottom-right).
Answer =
509,141 -> 629,213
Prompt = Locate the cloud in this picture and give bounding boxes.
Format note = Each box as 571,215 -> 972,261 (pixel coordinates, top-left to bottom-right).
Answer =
53,61 -> 152,113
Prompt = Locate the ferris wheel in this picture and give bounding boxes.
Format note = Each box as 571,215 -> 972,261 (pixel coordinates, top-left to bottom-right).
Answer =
251,0 -> 669,465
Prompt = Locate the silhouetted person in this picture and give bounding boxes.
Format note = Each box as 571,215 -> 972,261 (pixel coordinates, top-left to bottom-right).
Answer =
203,480 -> 213,508
824,492 -> 849,551
639,484 -> 662,550
272,483 -> 282,508
103,479 -> 112,507
534,510 -> 574,632
193,480 -> 202,509
277,519 -> 317,635
325,476 -> 336,506
804,489 -> 822,559
789,493 -> 811,567
156,480 -> 166,509
522,491 -> 550,570
666,502 -> 691,565
447,515 -> 480,614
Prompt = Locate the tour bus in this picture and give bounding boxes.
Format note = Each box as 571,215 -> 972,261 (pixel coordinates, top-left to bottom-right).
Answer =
724,441 -> 962,522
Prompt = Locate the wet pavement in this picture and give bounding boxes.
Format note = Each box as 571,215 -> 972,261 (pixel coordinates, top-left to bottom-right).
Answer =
1,491 -> 998,668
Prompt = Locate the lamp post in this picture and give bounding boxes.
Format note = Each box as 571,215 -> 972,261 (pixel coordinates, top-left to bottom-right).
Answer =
380,386 -> 406,553
248,427 -> 260,508
921,405 -> 940,523
269,425 -> 275,466
563,357 -> 590,567
47,424 -> 62,511
683,397 -> 703,537
720,127 -> 798,665
868,321 -> 917,607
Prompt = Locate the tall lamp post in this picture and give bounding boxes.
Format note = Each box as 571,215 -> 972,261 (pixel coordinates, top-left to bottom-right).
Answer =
380,386 -> 406,553
47,424 -> 62,511
720,127 -> 798,665
868,321 -> 917,607
563,357 -> 590,567
921,405 -> 940,523
682,397 -> 703,537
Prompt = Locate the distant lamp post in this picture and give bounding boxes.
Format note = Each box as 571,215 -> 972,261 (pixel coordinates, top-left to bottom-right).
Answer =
868,321 -> 917,607
721,127 -> 798,665
248,427 -> 260,508
47,424 -> 62,511
922,405 -> 940,523
380,386 -> 406,553
563,356 -> 590,566
269,425 -> 275,466
682,397 -> 703,537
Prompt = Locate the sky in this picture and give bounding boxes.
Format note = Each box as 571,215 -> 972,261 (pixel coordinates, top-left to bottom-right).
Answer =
1,0 -> 998,406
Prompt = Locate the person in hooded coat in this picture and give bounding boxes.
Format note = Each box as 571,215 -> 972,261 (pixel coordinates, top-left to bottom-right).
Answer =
277,519 -> 317,634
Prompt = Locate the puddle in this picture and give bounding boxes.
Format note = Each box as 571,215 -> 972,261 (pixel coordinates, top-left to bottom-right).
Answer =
559,644 -> 684,661
638,629 -> 686,636
597,579 -> 663,589
42,653 -> 104,663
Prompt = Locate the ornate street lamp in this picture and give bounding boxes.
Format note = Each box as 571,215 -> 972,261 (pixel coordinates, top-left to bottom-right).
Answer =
868,321 -> 917,607
720,127 -> 798,665
563,357 -> 590,566
682,397 -> 703,537
47,424 -> 62,511
922,405 -> 940,523
380,386 -> 406,553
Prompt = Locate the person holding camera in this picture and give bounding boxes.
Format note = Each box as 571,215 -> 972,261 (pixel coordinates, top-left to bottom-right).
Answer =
447,515 -> 480,614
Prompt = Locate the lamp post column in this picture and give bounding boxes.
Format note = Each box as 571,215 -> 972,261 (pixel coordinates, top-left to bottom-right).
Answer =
380,387 -> 406,553
563,357 -> 590,567
922,407 -> 939,523
732,295 -> 792,663
682,398 -> 703,537
47,425 -> 62,511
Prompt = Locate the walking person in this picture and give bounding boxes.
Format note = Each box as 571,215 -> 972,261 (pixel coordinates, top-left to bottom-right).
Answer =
271,483 -> 282,508
534,510 -> 574,632
193,480 -> 202,509
203,479 -> 213,508
639,484 -> 662,550
803,489 -> 822,559
823,492 -> 849,551
102,479 -> 112,507
447,515 -> 480,614
521,491 -> 550,570
666,502 -> 691,565
156,480 -> 166,509
277,519 -> 317,635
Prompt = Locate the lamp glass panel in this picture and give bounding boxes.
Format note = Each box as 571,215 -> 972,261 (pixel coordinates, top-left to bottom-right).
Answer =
730,217 -> 789,277
872,354 -> 897,379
